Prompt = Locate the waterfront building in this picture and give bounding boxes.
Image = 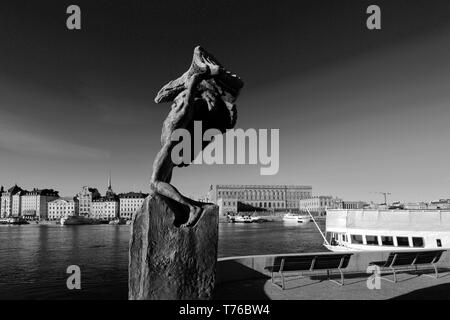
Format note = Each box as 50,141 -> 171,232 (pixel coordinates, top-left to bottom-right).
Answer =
76,186 -> 101,217
21,189 -> 59,220
91,175 -> 119,220
208,184 -> 313,217
428,199 -> 450,210
48,198 -> 78,220
1,184 -> 24,218
119,192 -> 147,220
217,198 -> 238,216
92,197 -> 119,220
0,185 -> 2,217
197,195 -> 211,203
404,202 -> 429,210
299,196 -> 342,216
338,200 -> 366,210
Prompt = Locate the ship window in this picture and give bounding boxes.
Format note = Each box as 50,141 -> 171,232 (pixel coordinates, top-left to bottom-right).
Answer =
365,235 -> 379,245
437,239 -> 442,247
396,237 -> 410,247
351,235 -> 363,244
381,236 -> 394,246
412,237 -> 424,248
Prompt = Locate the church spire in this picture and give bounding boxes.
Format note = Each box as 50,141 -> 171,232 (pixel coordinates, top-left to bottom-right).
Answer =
106,170 -> 114,197
108,170 -> 112,191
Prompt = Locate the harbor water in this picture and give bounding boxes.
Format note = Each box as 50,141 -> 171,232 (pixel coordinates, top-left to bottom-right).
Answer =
0,220 -> 326,299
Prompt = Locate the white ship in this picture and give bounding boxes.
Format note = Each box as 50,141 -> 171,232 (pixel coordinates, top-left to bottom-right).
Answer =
60,215 -> 95,225
323,209 -> 450,252
233,215 -> 254,223
109,218 -> 127,225
230,215 -> 267,223
282,213 -> 311,224
0,217 -> 29,225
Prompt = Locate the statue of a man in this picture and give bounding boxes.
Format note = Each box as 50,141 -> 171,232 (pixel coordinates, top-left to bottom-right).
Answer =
150,46 -> 244,227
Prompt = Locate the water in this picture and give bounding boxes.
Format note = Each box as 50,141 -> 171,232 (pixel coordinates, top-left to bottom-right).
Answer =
0,221 -> 326,299
218,220 -> 326,257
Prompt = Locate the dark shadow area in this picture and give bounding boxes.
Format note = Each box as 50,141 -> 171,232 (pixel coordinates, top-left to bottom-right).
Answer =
213,260 -> 270,300
270,275 -> 323,290
237,202 -> 268,212
393,283 -> 450,300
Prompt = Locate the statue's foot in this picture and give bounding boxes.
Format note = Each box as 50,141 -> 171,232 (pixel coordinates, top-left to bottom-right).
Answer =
181,206 -> 203,228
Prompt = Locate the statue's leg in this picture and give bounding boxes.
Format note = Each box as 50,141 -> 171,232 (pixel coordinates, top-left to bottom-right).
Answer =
150,144 -> 203,228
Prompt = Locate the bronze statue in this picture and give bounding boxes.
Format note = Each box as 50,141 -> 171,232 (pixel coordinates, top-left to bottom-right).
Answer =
150,46 -> 244,227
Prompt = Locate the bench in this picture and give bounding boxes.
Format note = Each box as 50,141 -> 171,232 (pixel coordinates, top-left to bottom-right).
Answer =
264,253 -> 353,289
369,250 -> 446,283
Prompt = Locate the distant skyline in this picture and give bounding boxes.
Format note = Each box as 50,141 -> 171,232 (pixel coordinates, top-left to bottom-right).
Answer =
1,1 -> 450,203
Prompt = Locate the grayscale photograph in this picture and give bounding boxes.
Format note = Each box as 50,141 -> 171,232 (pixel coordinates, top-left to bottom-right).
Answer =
0,0 -> 450,312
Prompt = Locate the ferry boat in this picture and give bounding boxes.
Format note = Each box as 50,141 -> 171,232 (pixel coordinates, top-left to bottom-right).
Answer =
323,209 -> 450,252
0,217 -> 29,225
60,215 -> 95,225
282,213 -> 311,224
109,218 -> 127,225
233,215 -> 254,223
230,215 -> 267,223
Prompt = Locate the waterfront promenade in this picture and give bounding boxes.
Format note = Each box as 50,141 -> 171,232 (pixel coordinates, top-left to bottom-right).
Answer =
214,250 -> 450,300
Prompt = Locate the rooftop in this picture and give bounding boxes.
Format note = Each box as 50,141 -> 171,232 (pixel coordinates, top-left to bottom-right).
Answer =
213,184 -> 313,190
23,188 -> 59,196
118,192 -> 148,199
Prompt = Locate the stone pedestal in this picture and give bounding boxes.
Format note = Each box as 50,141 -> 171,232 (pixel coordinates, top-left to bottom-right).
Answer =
129,192 -> 218,300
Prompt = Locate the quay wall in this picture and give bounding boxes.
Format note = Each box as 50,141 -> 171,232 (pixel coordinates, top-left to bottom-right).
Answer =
216,249 -> 450,285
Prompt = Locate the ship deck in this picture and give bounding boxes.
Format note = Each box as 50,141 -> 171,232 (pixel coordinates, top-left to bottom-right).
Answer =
213,251 -> 450,300
214,268 -> 450,300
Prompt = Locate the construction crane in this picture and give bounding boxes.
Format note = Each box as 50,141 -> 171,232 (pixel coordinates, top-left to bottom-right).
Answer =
370,192 -> 391,205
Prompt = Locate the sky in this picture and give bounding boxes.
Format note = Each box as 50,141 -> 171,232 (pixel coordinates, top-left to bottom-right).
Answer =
0,0 -> 450,203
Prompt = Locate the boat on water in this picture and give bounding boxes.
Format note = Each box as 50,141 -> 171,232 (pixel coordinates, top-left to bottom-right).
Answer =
233,215 -> 254,223
323,209 -> 450,252
60,215 -> 96,225
282,213 -> 311,224
109,218 -> 127,225
231,215 -> 267,223
37,220 -> 58,225
251,216 -> 269,223
0,217 -> 29,225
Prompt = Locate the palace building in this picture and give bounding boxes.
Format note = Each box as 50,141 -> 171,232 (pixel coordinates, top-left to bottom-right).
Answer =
208,184 -> 313,216
299,196 -> 342,216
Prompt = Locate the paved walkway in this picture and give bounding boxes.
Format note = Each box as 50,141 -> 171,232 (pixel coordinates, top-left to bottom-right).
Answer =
214,269 -> 450,300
